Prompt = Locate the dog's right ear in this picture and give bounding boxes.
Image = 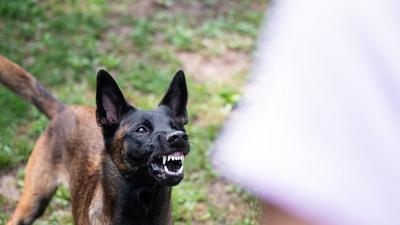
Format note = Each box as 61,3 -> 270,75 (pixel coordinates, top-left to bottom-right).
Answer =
96,69 -> 132,128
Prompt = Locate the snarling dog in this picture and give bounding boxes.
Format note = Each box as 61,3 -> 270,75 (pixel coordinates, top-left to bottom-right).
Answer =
0,55 -> 190,225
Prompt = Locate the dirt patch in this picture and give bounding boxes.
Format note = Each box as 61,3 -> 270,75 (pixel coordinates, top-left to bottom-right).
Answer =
208,178 -> 260,224
109,0 -> 157,18
108,0 -> 264,24
177,51 -> 251,83
162,0 -> 265,23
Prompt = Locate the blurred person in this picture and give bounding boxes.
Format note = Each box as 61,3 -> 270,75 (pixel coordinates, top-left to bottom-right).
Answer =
212,0 -> 400,225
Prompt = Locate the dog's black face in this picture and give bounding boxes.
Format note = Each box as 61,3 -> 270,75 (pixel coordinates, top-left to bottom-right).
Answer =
96,70 -> 190,186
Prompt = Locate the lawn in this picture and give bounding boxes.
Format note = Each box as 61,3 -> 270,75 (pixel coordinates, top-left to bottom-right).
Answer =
0,0 -> 267,224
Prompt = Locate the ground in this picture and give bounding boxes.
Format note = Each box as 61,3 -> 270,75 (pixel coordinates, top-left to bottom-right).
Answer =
0,0 -> 268,224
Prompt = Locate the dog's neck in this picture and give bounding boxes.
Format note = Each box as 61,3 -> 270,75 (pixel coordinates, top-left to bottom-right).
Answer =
101,155 -> 172,225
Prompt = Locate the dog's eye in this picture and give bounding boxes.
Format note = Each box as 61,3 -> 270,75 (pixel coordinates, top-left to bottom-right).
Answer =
136,126 -> 149,134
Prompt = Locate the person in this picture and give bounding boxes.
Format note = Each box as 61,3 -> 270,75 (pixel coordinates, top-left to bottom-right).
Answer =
212,0 -> 400,224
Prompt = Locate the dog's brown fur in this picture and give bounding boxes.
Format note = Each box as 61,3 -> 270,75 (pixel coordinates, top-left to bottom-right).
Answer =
0,56 -> 175,225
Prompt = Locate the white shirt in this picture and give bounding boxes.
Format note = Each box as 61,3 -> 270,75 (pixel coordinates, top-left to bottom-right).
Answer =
213,1 -> 400,224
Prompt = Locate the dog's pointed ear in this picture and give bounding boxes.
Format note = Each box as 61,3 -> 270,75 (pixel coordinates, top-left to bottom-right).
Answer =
159,70 -> 188,125
96,69 -> 132,128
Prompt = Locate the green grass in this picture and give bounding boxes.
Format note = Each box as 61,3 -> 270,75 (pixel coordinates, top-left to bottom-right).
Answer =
0,0 -> 267,224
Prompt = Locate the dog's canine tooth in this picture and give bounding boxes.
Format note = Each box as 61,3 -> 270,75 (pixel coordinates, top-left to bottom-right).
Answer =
162,156 -> 167,165
164,165 -> 169,173
177,165 -> 183,174
167,155 -> 171,161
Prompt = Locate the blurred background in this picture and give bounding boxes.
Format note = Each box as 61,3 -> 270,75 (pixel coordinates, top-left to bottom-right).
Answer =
0,0 -> 268,224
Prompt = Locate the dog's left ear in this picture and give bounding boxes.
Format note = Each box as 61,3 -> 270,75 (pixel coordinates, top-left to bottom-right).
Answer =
159,70 -> 188,125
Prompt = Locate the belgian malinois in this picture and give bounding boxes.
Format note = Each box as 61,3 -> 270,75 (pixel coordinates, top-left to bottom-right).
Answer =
0,55 -> 190,225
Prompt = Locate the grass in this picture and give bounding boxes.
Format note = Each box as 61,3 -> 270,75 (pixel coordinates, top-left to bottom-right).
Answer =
0,0 -> 267,224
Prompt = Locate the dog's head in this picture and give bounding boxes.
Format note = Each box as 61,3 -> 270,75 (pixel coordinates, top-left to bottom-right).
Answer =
96,70 -> 190,186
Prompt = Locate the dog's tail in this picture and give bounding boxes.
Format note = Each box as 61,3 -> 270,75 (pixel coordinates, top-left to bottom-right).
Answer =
0,55 -> 64,119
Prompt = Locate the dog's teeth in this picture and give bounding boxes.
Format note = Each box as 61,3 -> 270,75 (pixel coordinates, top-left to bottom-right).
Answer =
177,165 -> 183,174
162,156 -> 166,165
165,154 -> 184,163
164,165 -> 170,173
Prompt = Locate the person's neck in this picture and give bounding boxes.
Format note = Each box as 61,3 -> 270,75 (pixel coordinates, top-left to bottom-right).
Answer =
101,155 -> 172,225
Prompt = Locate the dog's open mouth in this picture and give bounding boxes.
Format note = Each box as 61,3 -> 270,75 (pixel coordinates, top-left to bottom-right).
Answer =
160,152 -> 184,175
149,151 -> 186,185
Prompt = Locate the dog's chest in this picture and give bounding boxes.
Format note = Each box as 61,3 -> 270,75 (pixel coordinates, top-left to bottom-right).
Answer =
88,185 -> 111,225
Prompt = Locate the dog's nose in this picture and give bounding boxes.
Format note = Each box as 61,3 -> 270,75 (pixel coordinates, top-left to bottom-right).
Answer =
166,131 -> 188,144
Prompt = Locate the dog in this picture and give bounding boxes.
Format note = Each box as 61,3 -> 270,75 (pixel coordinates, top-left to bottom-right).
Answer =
0,55 -> 190,225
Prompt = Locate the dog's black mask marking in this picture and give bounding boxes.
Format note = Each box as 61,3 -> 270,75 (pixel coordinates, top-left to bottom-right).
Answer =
96,70 -> 190,186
